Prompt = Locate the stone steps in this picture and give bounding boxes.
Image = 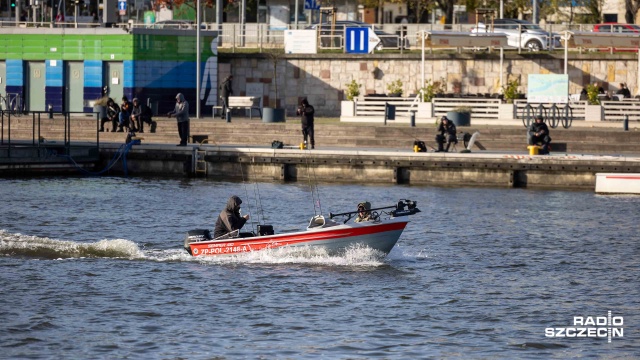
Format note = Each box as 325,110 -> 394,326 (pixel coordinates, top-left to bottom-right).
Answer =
4,117 -> 640,154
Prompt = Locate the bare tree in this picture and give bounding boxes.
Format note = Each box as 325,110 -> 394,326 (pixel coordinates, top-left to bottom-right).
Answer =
625,0 -> 640,24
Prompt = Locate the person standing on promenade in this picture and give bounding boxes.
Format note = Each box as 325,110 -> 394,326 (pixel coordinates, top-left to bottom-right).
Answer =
167,93 -> 190,146
297,98 -> 315,149
219,75 -> 233,119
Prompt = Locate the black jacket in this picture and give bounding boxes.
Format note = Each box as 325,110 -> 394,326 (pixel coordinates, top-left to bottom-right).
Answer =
220,77 -> 233,98
437,121 -> 456,137
529,121 -> 549,137
213,195 -> 247,238
297,104 -> 315,127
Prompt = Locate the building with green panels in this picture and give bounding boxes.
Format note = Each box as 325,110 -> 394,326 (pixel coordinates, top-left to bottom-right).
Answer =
0,28 -> 218,114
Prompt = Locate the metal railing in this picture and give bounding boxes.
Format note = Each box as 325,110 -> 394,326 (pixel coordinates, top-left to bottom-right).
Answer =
0,20 -> 616,52
1,110 -> 100,158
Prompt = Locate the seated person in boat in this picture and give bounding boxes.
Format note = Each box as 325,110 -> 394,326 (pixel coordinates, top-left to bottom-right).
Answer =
355,201 -> 372,222
214,195 -> 250,238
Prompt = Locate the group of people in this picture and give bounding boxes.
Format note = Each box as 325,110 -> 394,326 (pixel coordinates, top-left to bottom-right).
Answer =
581,82 -> 632,99
99,96 -> 157,134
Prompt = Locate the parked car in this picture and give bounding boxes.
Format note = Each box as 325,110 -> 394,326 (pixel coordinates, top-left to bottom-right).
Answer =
471,18 -> 561,51
593,23 -> 640,33
149,20 -> 207,30
591,23 -> 640,52
150,20 -> 194,30
307,21 -> 410,50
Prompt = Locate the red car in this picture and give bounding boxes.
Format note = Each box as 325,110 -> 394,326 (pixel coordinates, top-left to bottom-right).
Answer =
592,23 -> 640,52
593,23 -> 640,33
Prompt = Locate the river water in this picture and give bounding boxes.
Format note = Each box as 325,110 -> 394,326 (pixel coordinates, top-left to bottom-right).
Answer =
1,177 -> 638,358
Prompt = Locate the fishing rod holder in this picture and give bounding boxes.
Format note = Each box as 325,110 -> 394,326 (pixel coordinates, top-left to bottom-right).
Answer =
329,199 -> 420,220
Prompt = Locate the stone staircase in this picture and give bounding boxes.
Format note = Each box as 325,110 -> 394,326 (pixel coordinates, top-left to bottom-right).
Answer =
3,115 -> 640,154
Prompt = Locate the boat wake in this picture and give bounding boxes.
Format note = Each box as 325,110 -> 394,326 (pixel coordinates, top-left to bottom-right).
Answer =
0,230 -> 144,260
0,230 -> 391,266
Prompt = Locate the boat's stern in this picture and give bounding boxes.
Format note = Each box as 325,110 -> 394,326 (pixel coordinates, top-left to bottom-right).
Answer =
184,229 -> 212,255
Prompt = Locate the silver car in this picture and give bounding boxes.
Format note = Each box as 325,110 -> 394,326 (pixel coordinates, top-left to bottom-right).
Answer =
471,18 -> 561,51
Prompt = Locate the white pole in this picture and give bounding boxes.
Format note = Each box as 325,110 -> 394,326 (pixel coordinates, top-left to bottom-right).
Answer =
196,0 -> 201,119
421,30 -> 425,98
564,31 -> 569,75
500,0 -> 503,18
294,0 -> 298,28
500,48 -> 504,89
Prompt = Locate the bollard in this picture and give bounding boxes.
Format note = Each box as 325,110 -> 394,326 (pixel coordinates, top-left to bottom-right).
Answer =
225,109 -> 231,123
623,115 -> 629,131
410,111 -> 416,127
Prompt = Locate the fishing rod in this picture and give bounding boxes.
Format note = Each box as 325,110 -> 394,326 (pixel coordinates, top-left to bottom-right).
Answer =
329,199 -> 420,223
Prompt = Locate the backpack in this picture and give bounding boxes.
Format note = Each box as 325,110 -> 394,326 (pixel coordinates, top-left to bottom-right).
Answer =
271,140 -> 284,149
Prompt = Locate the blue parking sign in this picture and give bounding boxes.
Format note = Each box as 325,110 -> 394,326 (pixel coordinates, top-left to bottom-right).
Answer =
304,0 -> 320,10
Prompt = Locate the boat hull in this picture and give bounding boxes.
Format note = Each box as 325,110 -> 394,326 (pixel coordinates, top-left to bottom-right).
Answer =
187,219 -> 409,257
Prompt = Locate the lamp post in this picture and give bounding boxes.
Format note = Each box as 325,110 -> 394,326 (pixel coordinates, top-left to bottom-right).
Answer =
196,0 -> 201,118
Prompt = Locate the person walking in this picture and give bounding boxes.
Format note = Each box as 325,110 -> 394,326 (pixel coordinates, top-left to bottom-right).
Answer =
219,75 -> 233,119
167,93 -> 190,146
297,98 -> 315,149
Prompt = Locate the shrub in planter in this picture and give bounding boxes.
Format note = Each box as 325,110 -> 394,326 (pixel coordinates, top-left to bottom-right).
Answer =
345,79 -> 362,101
386,79 -> 403,97
420,77 -> 445,102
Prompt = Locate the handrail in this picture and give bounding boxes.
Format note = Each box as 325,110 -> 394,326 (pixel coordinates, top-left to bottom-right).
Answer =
1,110 -> 100,158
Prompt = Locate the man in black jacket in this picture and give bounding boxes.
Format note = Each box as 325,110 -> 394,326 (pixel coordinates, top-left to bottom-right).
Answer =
219,75 -> 233,119
528,115 -> 551,154
214,195 -> 250,239
435,116 -> 457,152
297,98 -> 315,149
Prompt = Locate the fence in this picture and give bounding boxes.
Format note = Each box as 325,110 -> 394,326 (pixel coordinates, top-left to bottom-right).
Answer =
433,98 -> 502,120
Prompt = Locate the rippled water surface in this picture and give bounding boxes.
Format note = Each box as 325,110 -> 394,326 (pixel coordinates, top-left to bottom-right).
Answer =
1,177 -> 638,358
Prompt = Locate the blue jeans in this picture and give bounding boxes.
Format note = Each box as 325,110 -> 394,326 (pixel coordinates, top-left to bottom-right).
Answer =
119,111 -> 130,126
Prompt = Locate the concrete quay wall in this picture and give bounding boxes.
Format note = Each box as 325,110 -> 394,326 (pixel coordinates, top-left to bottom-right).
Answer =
99,145 -> 640,190
225,53 -> 639,117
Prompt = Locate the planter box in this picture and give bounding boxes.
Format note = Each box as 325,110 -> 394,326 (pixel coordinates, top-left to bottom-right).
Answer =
585,105 -> 603,122
446,111 -> 471,126
498,103 -> 516,121
262,107 -> 286,123
417,102 -> 433,119
341,100 -> 355,117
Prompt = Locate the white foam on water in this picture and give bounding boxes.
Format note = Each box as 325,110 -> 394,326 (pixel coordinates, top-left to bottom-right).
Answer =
1,229 -> 394,266
0,229 -> 144,259
144,243 -> 388,267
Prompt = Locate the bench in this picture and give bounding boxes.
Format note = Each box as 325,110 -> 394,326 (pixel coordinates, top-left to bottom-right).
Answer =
213,96 -> 263,119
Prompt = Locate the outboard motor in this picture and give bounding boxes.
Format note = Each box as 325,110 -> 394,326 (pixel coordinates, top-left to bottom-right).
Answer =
184,229 -> 212,255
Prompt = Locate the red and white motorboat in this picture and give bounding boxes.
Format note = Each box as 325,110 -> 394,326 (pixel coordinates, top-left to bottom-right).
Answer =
183,199 -> 420,257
